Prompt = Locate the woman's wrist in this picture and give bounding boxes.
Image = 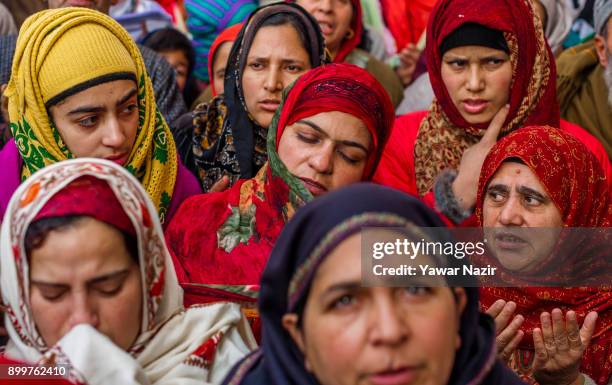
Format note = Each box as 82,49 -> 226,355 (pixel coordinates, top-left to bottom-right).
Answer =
433,169 -> 474,224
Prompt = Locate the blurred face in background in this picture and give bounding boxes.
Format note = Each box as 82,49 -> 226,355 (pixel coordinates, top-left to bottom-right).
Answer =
212,42 -> 233,96
241,23 -> 311,128
297,0 -> 353,59
159,50 -> 190,92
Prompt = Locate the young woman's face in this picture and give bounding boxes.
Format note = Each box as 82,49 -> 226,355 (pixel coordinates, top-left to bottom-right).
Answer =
297,0 -> 353,58
159,49 -> 190,92
277,111 -> 371,196
283,233 -> 466,385
441,45 -> 513,125
482,162 -> 564,272
241,24 -> 311,128
49,79 -> 139,166
29,217 -> 142,351
212,41 -> 233,96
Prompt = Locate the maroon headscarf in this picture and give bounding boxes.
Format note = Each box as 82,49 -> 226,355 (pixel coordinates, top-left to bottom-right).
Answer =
414,0 -> 560,195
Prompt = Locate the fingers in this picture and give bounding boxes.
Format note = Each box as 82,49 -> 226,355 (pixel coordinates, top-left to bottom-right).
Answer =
551,308 -> 569,352
579,311 -> 598,348
540,311 -> 556,354
480,104 -> 509,145
565,310 -> 582,352
485,299 -> 506,318
500,329 -> 524,362
210,175 -> 230,193
533,327 -> 548,365
487,300 -> 517,334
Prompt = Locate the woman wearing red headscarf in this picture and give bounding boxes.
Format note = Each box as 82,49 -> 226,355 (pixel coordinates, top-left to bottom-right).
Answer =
373,0 -> 611,224
295,0 -> 404,107
165,63 -> 394,336
474,126 -> 611,385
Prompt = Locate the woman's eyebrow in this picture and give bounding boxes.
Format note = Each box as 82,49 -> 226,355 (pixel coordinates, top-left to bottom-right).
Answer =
117,88 -> 138,106
297,120 -> 369,152
87,269 -> 130,286
517,185 -> 548,201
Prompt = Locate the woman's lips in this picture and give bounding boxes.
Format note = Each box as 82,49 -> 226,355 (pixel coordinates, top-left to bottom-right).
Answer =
105,153 -> 129,166
258,100 -> 280,113
493,232 -> 529,251
369,367 -> 419,385
299,177 -> 328,196
462,99 -> 489,114
317,21 -> 334,36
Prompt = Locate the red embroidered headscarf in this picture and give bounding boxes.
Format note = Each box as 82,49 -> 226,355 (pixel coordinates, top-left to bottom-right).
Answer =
273,62 -> 394,180
33,175 -> 136,237
475,126 -> 611,385
207,23 -> 242,96
414,0 -> 560,195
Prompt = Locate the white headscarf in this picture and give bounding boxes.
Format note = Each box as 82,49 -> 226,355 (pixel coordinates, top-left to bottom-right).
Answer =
539,0 -> 575,54
1,158 -> 256,385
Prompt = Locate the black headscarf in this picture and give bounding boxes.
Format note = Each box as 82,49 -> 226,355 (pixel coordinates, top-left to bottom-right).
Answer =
224,2 -> 327,179
223,183 -> 527,385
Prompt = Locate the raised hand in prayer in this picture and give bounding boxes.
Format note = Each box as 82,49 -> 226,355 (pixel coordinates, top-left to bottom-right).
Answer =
533,309 -> 598,385
395,44 -> 421,86
485,299 -> 525,363
452,104 -> 509,211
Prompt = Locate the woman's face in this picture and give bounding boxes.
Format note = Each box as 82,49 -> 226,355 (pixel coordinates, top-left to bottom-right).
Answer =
159,49 -> 190,92
242,24 -> 311,128
29,217 -> 143,351
482,162 -> 564,272
49,79 -> 139,166
441,45 -> 513,125
278,111 -> 371,196
297,0 -> 353,58
283,233 -> 466,385
212,41 -> 233,95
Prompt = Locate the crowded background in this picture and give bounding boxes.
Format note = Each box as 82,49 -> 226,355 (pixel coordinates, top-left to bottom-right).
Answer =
0,0 -> 610,385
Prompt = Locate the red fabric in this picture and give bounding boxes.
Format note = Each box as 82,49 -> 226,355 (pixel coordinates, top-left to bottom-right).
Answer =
280,64 -> 394,179
474,126 -> 611,385
373,112 -> 612,195
333,0 -> 363,63
380,0 -> 436,50
426,0 -> 559,134
207,23 -> 242,96
33,176 -> 135,237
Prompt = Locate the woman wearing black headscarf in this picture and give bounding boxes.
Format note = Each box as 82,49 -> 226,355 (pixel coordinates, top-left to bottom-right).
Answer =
172,2 -> 327,192
222,183 -> 527,385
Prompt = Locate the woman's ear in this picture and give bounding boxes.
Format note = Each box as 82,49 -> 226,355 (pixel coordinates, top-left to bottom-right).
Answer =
282,313 -> 312,371
282,313 -> 305,352
452,287 -> 467,350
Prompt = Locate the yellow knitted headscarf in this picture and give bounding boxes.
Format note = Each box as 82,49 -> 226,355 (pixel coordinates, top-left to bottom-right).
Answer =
5,8 -> 178,223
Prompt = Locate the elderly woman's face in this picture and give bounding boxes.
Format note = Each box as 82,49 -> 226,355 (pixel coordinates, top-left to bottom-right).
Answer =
297,0 -> 353,58
49,79 -> 139,166
482,162 -> 563,272
441,45 -> 512,125
278,111 -> 371,196
283,233 -> 466,385
242,24 -> 311,128
29,217 -> 142,351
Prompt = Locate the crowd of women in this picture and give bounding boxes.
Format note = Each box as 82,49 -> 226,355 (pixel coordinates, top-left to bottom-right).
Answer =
0,0 -> 610,385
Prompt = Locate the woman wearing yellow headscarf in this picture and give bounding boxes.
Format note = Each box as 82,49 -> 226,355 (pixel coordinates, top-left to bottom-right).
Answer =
0,7 -> 201,225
